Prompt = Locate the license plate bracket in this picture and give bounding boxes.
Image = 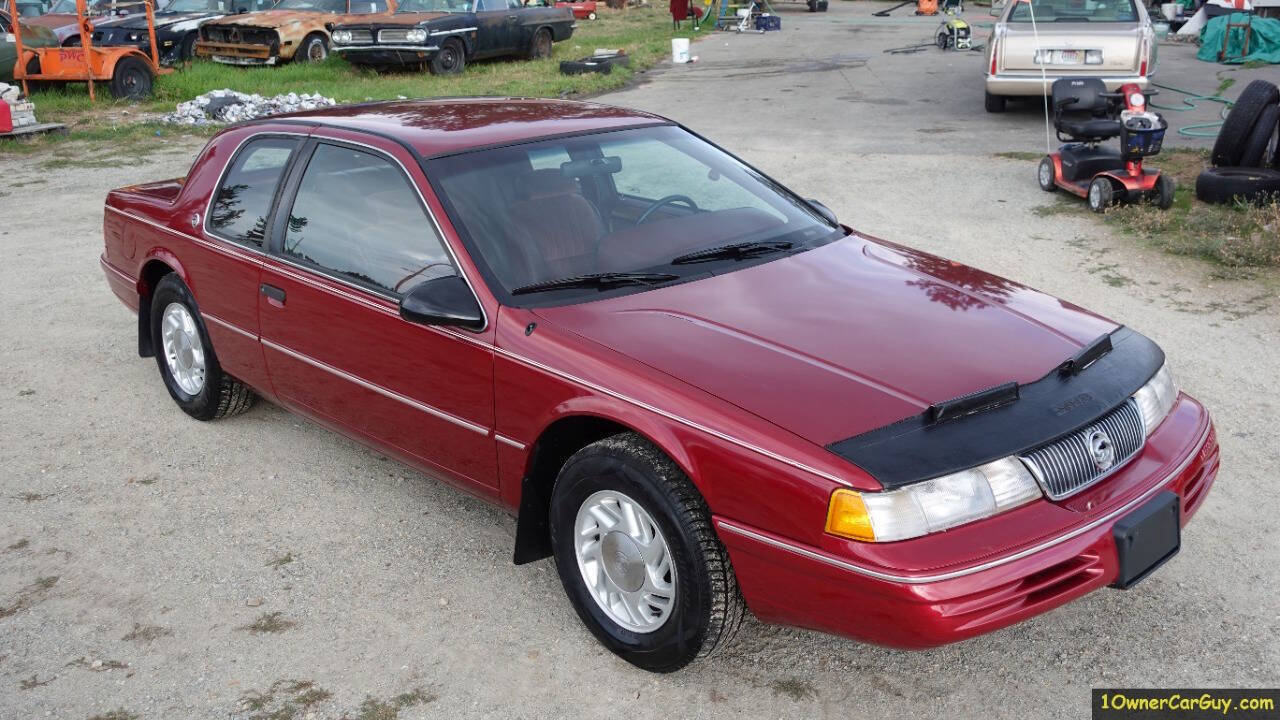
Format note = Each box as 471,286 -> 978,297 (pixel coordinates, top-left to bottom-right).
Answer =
1058,49 -> 1082,64
1111,490 -> 1180,589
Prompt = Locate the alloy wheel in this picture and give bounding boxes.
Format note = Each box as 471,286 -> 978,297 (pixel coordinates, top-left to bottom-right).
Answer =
161,302 -> 206,396
573,489 -> 676,633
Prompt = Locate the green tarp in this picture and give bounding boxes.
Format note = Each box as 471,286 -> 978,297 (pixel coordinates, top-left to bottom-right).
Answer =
1198,12 -> 1280,64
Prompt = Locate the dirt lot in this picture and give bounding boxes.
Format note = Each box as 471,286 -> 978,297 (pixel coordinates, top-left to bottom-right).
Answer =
2,4 -> 1278,719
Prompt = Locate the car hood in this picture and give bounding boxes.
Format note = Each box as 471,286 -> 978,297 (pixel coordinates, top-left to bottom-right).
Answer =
95,10 -> 221,29
531,235 -> 1118,446
206,9 -> 332,26
342,11 -> 448,25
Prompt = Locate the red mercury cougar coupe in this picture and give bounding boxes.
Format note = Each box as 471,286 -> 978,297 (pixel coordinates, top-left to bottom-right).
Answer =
100,99 -> 1219,672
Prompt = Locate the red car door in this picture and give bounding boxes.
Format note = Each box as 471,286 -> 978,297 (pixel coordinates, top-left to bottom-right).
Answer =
185,130 -> 306,394
255,134 -> 498,496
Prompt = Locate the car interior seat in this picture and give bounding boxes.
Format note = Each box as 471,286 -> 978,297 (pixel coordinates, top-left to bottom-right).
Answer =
506,168 -> 607,281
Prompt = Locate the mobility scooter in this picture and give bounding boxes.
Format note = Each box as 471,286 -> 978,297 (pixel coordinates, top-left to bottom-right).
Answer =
1038,77 -> 1174,213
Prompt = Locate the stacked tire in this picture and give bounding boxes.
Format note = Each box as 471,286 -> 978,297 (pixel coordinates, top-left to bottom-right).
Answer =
1196,79 -> 1280,205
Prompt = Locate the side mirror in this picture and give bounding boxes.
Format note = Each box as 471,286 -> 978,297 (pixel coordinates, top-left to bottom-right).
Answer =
399,275 -> 485,330
989,0 -> 1004,16
807,199 -> 838,226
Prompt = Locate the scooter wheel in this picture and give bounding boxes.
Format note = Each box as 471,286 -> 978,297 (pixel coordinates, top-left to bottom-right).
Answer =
1154,174 -> 1175,210
1038,156 -> 1057,192
1087,177 -> 1114,213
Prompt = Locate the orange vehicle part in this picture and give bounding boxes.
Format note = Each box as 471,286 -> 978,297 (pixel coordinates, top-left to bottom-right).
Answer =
916,0 -> 938,14
9,0 -> 173,100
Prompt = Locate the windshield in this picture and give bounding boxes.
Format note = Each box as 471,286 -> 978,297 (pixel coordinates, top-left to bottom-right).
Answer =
396,0 -> 467,10
47,0 -> 112,12
274,0 -> 343,10
1008,0 -> 1137,22
427,125 -> 843,306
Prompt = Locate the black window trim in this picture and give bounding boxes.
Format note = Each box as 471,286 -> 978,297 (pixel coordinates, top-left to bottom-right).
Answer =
203,131 -> 308,252
265,135 -> 489,331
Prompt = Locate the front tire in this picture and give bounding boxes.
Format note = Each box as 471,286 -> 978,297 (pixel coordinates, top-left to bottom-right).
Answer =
549,433 -> 744,673
150,274 -> 256,421
297,32 -> 328,63
527,27 -> 552,60
428,38 -> 465,75
984,90 -> 1006,113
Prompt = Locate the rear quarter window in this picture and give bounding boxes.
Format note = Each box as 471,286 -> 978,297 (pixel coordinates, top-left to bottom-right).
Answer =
207,136 -> 299,249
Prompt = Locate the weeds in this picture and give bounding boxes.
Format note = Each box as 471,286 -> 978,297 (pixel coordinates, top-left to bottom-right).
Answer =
121,623 -> 172,642
241,611 -> 296,634
266,552 -> 295,569
240,680 -> 333,720
344,688 -> 436,720
87,711 -> 139,720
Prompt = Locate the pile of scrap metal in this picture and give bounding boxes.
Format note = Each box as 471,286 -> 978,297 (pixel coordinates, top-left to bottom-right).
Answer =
1196,79 -> 1280,204
161,87 -> 335,123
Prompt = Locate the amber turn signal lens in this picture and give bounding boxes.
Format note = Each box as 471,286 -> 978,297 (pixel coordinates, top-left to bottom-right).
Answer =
825,489 -> 875,542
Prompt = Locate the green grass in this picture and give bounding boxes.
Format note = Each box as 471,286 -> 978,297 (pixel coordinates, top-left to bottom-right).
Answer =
2,4 -> 696,152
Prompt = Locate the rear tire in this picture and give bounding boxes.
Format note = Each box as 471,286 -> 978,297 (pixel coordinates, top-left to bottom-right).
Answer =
587,10 -> 596,18
1038,156 -> 1057,192
1211,79 -> 1279,166
984,91 -> 1006,113
179,32 -> 199,62
109,56 -> 153,100
1154,174 -> 1175,209
428,38 -> 465,75
1087,177 -> 1114,213
149,274 -> 256,421
549,432 -> 744,673
297,32 -> 328,63
527,27 -> 552,60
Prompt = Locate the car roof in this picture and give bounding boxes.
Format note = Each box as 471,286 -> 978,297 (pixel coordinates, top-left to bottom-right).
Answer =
260,97 -> 673,157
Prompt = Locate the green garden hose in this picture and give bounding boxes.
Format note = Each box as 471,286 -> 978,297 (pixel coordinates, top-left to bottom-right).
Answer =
1149,81 -> 1234,137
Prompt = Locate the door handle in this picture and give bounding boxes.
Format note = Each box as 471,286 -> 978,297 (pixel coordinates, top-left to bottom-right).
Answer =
260,283 -> 286,306
507,13 -> 517,19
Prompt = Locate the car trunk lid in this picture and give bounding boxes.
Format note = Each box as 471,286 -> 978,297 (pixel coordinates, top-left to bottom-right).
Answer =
998,23 -> 1143,72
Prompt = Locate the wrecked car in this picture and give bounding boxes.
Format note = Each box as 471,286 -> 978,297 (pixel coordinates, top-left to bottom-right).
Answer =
195,0 -> 396,65
2,8 -> 58,81
24,0 -> 115,44
331,0 -> 572,74
101,98 -> 1218,673
90,0 -> 273,65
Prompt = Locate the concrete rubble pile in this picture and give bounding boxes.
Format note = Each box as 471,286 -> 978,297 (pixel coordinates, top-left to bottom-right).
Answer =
162,89 -> 336,125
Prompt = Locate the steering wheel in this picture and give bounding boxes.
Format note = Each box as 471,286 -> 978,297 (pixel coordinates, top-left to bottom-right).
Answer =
636,194 -> 699,225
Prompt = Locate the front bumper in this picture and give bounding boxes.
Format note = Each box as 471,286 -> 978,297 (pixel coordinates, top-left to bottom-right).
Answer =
716,396 -> 1218,648
986,72 -> 1149,96
334,44 -> 438,64
194,40 -> 277,65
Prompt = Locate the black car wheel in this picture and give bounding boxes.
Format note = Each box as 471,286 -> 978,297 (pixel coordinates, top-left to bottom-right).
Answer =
1210,79 -> 1279,167
1195,166 -> 1280,205
149,273 -> 256,421
109,56 -> 153,100
984,91 -> 1006,113
298,32 -> 328,62
527,27 -> 552,60
428,38 -> 465,75
549,432 -> 744,673
179,31 -> 199,61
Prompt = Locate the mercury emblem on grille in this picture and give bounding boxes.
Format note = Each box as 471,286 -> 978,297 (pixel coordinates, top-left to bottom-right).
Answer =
1087,429 -> 1116,471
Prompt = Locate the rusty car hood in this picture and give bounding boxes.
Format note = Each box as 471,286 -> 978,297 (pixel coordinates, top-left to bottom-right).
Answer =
206,8 -> 363,27
531,234 -> 1119,446
342,10 -> 447,25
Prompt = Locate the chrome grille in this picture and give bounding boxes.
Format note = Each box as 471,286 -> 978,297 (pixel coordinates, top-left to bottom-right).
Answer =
345,29 -> 373,43
378,28 -> 412,43
1021,400 -> 1145,500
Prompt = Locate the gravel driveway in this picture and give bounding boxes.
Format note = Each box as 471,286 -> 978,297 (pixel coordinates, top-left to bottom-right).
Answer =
2,5 -> 1277,718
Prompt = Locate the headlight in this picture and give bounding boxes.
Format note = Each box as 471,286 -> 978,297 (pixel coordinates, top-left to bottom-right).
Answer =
826,457 -> 1042,542
127,31 -> 140,41
1128,92 -> 1145,108
1085,49 -> 1103,64
331,29 -> 352,44
405,27 -> 427,43
1132,362 -> 1177,435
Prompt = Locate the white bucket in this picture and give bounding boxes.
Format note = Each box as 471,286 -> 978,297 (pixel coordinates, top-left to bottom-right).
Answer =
671,37 -> 690,64
1161,2 -> 1178,20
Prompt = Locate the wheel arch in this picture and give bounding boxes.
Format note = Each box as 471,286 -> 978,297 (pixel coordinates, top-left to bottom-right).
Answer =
135,252 -> 188,358
512,410 -> 698,565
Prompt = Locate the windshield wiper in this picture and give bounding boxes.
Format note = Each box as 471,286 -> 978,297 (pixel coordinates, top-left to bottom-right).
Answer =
511,272 -> 680,295
669,240 -> 794,265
